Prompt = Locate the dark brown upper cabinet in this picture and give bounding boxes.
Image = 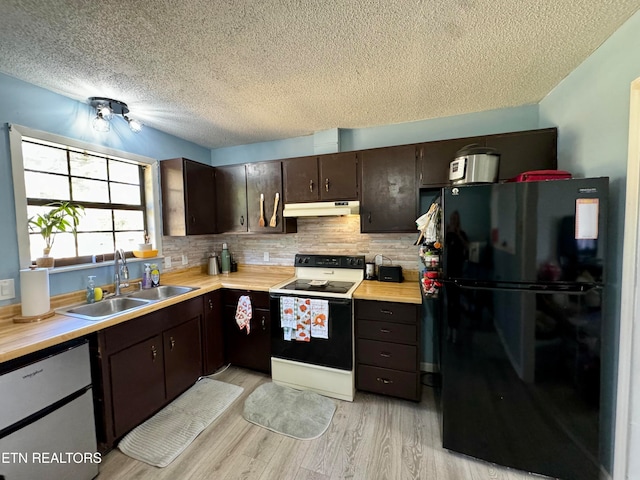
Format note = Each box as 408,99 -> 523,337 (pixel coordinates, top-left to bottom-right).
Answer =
418,128 -> 558,187
418,136 -> 485,187
283,152 -> 359,203
486,128 -> 558,180
360,145 -> 418,233
160,158 -> 216,235
215,164 -> 248,233
246,161 -> 296,233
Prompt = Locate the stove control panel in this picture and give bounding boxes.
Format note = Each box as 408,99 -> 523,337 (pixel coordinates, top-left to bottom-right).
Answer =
294,254 -> 365,269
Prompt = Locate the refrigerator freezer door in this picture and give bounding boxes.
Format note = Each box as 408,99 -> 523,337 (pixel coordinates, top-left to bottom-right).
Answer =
442,177 -> 608,285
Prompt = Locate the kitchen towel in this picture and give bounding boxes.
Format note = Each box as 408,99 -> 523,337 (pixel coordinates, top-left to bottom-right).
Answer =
19,267 -> 50,317
235,295 -> 252,335
295,298 -> 311,342
280,296 -> 296,341
310,299 -> 329,339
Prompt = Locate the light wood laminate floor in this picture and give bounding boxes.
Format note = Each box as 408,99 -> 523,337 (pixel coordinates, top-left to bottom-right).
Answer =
97,366 -> 537,480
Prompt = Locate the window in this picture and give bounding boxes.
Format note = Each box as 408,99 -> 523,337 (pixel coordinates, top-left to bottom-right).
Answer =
23,139 -> 148,264
10,124 -> 161,270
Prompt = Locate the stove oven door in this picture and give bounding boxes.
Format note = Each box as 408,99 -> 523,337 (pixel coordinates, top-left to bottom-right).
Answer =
270,295 -> 353,370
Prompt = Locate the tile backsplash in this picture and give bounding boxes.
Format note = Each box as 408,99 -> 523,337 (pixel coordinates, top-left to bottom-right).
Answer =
162,216 -> 420,272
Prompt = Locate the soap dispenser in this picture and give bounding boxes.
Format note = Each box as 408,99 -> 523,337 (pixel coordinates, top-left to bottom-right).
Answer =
142,263 -> 152,289
86,276 -> 96,304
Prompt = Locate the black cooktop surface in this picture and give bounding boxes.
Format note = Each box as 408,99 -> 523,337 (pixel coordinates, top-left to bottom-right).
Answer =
281,279 -> 355,294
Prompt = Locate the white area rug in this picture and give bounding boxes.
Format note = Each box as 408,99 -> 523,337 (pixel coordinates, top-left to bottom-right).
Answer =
118,378 -> 243,467
243,382 -> 336,440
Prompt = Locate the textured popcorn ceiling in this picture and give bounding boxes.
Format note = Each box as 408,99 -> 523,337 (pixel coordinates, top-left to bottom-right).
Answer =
0,0 -> 638,149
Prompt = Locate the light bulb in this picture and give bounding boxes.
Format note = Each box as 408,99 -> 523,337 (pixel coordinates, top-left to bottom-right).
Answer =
92,114 -> 110,132
96,104 -> 113,119
127,117 -> 143,133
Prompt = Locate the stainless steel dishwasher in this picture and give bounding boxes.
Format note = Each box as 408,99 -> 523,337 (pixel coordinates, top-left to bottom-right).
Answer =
0,339 -> 99,480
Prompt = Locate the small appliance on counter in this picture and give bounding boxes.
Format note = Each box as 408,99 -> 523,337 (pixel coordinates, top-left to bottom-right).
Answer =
207,252 -> 220,275
449,144 -> 500,185
365,262 -> 376,280
378,265 -> 403,283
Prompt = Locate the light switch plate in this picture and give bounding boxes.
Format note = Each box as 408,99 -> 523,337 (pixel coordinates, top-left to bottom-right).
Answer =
164,256 -> 172,269
264,252 -> 270,262
0,279 -> 16,300
182,255 -> 188,265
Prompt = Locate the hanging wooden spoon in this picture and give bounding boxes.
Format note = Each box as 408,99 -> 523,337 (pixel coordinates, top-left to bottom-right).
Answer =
259,193 -> 265,227
269,192 -> 280,227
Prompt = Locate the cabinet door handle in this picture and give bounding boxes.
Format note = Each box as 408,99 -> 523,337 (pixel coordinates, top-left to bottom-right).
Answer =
380,328 -> 391,333
309,180 -> 314,192
208,298 -> 213,310
191,215 -> 196,224
376,377 -> 393,384
170,336 -> 176,351
368,212 -> 372,223
240,215 -> 244,226
325,178 -> 330,192
151,345 -> 157,361
380,309 -> 393,315
380,352 -> 392,358
261,316 -> 266,330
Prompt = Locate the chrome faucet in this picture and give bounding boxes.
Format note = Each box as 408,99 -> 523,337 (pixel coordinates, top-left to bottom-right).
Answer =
114,248 -> 129,296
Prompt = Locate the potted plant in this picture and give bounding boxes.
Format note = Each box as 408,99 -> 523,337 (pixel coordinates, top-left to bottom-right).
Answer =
28,201 -> 84,267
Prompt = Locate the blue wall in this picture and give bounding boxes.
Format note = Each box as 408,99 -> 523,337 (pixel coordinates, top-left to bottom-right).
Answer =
539,9 -> 640,473
0,73 -> 210,305
211,105 -> 539,165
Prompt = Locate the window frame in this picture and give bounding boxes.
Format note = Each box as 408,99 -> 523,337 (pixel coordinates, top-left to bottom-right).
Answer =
9,123 -> 162,271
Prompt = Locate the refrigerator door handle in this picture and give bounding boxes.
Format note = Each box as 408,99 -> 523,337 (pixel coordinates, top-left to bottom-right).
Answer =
451,281 -> 602,295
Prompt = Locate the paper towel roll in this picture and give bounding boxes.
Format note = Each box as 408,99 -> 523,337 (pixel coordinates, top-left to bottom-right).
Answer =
20,268 -> 50,317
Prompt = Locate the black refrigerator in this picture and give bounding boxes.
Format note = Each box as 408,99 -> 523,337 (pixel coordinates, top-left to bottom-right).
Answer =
439,177 -> 608,480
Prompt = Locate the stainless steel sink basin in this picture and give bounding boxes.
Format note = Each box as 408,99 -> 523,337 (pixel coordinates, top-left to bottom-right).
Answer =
58,297 -> 152,321
56,285 -> 199,321
126,285 -> 199,301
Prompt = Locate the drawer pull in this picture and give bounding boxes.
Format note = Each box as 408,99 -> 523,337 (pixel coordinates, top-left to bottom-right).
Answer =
309,179 -> 314,192
380,309 -> 393,315
151,345 -> 157,361
380,352 -> 392,358
261,315 -> 266,330
325,178 -> 330,192
380,328 -> 392,333
376,377 -> 393,385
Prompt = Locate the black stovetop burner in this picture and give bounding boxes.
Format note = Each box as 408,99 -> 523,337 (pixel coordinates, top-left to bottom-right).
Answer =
280,279 -> 355,294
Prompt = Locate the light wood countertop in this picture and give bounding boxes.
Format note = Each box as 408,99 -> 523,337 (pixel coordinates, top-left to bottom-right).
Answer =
353,279 -> 422,304
0,265 -> 422,364
0,265 -> 294,364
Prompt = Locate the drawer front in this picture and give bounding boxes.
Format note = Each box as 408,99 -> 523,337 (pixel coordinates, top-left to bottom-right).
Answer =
357,364 -> 419,401
356,300 -> 418,325
357,319 -> 417,345
357,339 -> 417,372
223,289 -> 269,309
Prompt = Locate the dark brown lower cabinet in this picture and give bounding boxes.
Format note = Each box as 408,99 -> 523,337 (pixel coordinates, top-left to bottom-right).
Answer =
223,290 -> 271,372
110,335 -> 165,438
93,296 -> 204,449
355,299 -> 421,401
164,317 -> 203,400
203,290 -> 225,375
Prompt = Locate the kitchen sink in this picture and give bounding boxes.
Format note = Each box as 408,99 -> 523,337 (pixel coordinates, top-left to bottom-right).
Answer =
56,285 -> 199,321
126,285 -> 199,301
57,297 -> 152,321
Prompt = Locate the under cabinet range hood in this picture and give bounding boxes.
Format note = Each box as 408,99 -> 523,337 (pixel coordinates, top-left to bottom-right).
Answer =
283,201 -> 360,217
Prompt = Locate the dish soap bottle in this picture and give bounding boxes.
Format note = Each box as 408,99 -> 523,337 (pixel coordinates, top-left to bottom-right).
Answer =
86,276 -> 96,304
221,243 -> 231,274
150,263 -> 160,287
142,263 -> 152,289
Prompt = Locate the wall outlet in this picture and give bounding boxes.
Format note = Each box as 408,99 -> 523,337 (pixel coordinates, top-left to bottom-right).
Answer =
0,279 -> 15,300
263,252 -> 270,262
164,256 -> 172,269
182,254 -> 188,265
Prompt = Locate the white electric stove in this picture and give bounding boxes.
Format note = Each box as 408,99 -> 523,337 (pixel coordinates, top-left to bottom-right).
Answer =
269,254 -> 365,401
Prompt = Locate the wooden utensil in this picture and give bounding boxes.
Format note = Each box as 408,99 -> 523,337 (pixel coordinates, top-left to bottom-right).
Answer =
259,193 -> 265,227
269,192 -> 279,227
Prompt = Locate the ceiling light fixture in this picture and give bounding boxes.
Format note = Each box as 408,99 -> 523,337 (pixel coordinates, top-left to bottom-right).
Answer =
88,97 -> 143,133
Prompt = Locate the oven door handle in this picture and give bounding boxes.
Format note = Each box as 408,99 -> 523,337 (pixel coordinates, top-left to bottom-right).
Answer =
270,294 -> 352,306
